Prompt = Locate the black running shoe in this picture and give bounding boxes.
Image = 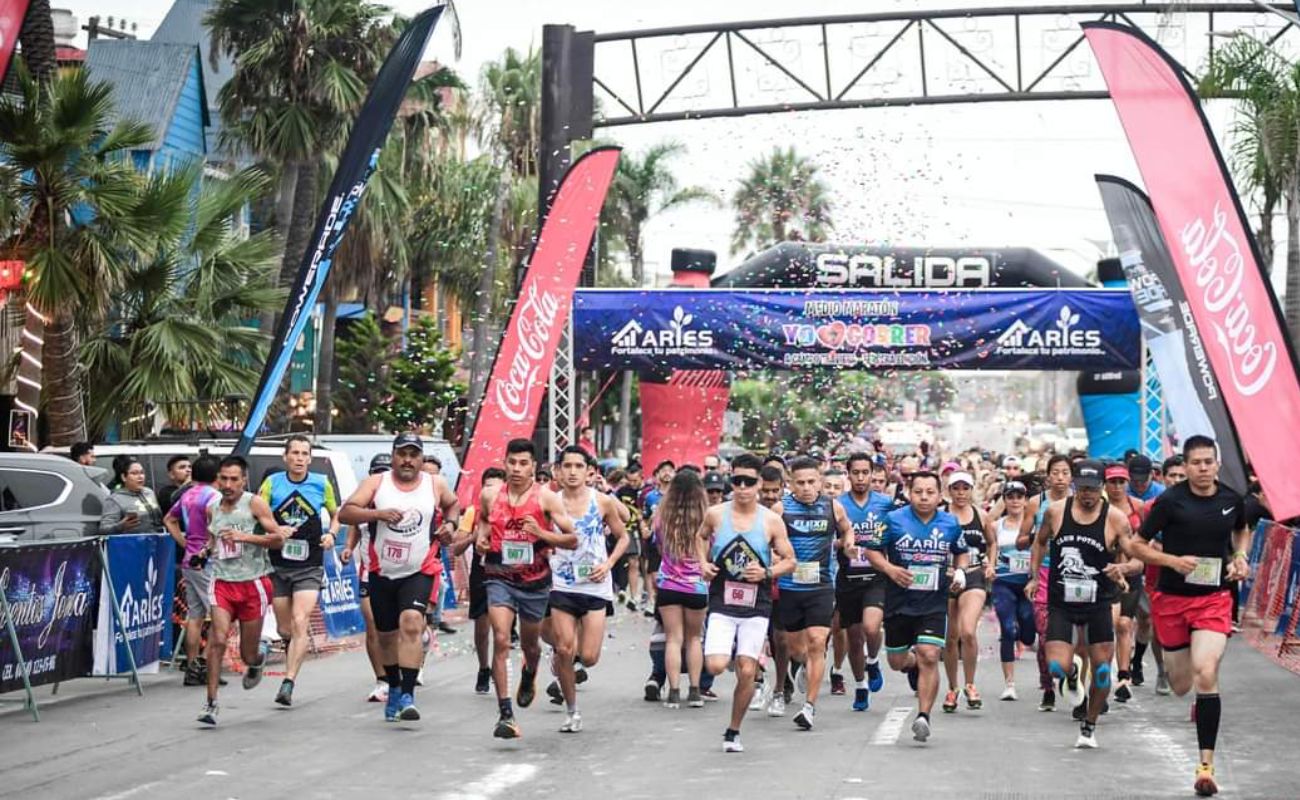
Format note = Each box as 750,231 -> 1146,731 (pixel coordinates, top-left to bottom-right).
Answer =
183,665 -> 205,687
1072,697 -> 1088,721
494,714 -> 521,739
274,679 -> 293,707
1039,689 -> 1056,712
1115,683 -> 1132,704
1131,663 -> 1145,687
830,672 -> 846,696
475,667 -> 491,694
517,666 -> 537,708
644,678 -> 661,702
547,680 -> 563,705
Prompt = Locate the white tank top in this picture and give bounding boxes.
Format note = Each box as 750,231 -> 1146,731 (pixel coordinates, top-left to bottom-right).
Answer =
550,489 -> 612,600
368,472 -> 438,579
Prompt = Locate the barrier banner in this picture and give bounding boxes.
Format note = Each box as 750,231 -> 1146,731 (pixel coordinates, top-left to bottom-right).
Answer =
93,534 -> 175,675
0,540 -> 100,692
320,549 -> 364,639
572,289 -> 1140,372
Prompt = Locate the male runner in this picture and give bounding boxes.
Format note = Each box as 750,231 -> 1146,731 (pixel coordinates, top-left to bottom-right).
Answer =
475,438 -> 576,739
450,468 -> 506,694
869,462 -> 889,494
1127,454 -> 1165,502
866,471 -> 967,743
757,463 -> 791,712
701,453 -> 795,752
261,435 -> 341,707
836,452 -> 893,711
163,454 -> 221,686
1021,453 -> 1074,710
338,433 -> 459,722
197,456 -> 292,725
1027,459 -> 1135,748
1131,435 -> 1248,797
638,460 -> 675,611
778,456 -> 855,730
341,453 -> 394,702
544,446 -> 629,732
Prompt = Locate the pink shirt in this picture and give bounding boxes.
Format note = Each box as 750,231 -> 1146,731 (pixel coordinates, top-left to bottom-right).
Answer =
166,484 -> 220,559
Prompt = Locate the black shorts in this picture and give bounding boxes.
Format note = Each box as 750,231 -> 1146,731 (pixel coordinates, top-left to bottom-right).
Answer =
885,611 -> 948,652
1047,604 -> 1115,645
644,541 -> 662,574
777,590 -> 835,632
547,590 -> 610,618
1118,582 -> 1143,619
951,566 -> 987,595
836,579 -> 887,620
656,588 -> 708,611
369,573 -> 435,633
468,567 -> 487,620
359,577 -> 370,599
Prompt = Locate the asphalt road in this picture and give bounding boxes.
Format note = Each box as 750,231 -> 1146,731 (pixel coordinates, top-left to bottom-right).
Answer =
2,609 -> 1296,800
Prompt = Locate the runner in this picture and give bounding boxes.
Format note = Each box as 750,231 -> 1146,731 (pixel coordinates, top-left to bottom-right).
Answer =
639,460 -> 676,613
1103,463 -> 1146,704
260,435 -> 341,707
653,469 -> 710,709
341,453 -> 394,702
758,462 -> 792,715
450,467 -> 507,694
700,453 -> 795,752
338,433 -> 460,723
1021,453 -> 1074,711
474,438 -> 577,739
162,454 -> 221,687
1127,454 -> 1165,502
196,456 -> 293,725
836,452 -> 893,711
823,465 -> 849,696
942,471 -> 994,713
613,464 -> 646,613
1026,459 -> 1135,749
1130,435 -> 1249,797
543,446 -> 629,732
990,480 -> 1035,700
866,471 -> 967,743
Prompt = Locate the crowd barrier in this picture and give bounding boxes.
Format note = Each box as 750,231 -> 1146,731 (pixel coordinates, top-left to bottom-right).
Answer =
1240,520 -> 1300,674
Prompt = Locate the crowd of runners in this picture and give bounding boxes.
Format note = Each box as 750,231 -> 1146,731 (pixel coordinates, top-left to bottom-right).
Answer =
173,429 -> 1262,798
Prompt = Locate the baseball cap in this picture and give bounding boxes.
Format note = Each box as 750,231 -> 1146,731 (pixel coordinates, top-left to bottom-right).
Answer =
1074,459 -> 1105,489
941,461 -> 961,475
703,471 -> 727,491
392,432 -> 423,452
1003,480 -> 1028,495
368,453 -> 392,474
948,471 -> 975,488
1003,455 -> 1021,468
1127,454 -> 1153,477
1105,464 -> 1130,482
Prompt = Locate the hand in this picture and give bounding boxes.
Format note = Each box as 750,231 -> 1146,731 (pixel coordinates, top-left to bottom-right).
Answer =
1024,578 -> 1038,601
1227,555 -> 1250,582
740,562 -> 765,583
436,522 -> 456,545
339,547 -> 353,565
1114,575 -> 1130,594
321,532 -> 336,550
519,516 -> 543,537
983,561 -> 996,582
845,545 -> 860,563
588,561 -> 611,583
1102,563 -> 1128,582
474,533 -> 490,554
1170,554 -> 1201,576
889,565 -> 914,589
376,508 -> 404,525
701,561 -> 720,581
120,513 -> 140,532
265,529 -> 290,546
219,527 -> 241,543
951,568 -> 967,591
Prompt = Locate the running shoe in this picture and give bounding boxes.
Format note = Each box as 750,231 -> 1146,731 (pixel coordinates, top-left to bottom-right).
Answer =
575,665 -> 589,684
1114,680 -> 1132,704
793,702 -> 816,730
1039,689 -> 1056,712
644,678 -> 661,702
183,665 -> 205,687
911,714 -> 931,743
794,664 -> 808,694
749,679 -> 769,711
964,684 -> 983,710
242,640 -> 270,690
1156,673 -> 1172,696
942,689 -> 959,713
197,700 -> 218,726
663,687 -> 681,709
1072,698 -> 1088,722
437,622 -> 457,635
867,661 -> 884,693
852,688 -> 870,712
830,671 -> 846,696
687,687 -> 704,708
559,711 -> 583,733
767,693 -> 786,717
1000,684 -> 1018,701
494,714 -> 522,739
274,679 -> 294,707
906,665 -> 920,694
626,599 -> 639,612
475,668 -> 491,695
700,688 -> 719,702
397,692 -> 420,721
723,736 -> 745,753
368,680 -> 389,703
1075,723 -> 1099,749
416,667 -> 425,687
516,666 -> 537,708
384,688 -> 402,722
1194,763 -> 1219,797
1130,663 -> 1145,686
547,680 -> 563,705
1067,655 -> 1086,706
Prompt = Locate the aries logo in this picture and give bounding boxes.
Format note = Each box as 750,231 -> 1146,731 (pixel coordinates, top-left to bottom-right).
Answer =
995,305 -> 1104,356
611,306 -> 714,356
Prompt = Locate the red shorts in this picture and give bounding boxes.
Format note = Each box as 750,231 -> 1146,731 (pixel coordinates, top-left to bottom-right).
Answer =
1151,590 -> 1233,650
211,576 -> 273,623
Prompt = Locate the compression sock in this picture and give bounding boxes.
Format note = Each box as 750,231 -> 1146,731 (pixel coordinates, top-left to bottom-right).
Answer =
1133,640 -> 1148,666
1195,693 -> 1222,753
384,663 -> 400,690
399,667 -> 418,695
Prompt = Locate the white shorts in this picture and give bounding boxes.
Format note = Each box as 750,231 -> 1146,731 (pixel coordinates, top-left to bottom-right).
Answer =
704,613 -> 769,661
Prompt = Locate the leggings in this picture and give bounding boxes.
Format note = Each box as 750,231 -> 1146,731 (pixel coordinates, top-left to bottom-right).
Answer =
1032,567 -> 1052,691
992,579 -> 1036,663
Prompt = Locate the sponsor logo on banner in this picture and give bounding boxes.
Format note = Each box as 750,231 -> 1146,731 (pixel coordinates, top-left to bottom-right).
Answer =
610,306 -> 715,357
115,556 -> 168,646
816,253 -> 993,287
495,283 -> 563,423
995,305 -> 1105,357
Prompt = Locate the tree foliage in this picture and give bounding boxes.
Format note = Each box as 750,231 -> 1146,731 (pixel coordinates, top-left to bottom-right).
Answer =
730,146 -> 833,257
373,314 -> 464,433
333,312 -> 394,433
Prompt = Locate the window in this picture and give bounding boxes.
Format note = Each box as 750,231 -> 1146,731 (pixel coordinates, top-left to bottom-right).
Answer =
0,469 -> 71,512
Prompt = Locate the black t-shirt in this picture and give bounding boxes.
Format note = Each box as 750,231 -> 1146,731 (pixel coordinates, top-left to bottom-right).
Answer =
1139,481 -> 1245,596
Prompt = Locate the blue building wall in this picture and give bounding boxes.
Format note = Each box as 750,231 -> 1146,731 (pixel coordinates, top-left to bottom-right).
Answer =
128,55 -> 207,173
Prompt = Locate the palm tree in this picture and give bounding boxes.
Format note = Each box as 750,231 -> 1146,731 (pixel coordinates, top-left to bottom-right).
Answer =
80,168 -> 285,438
602,140 -> 717,454
730,146 -> 833,256
0,66 -> 189,444
18,0 -> 57,81
1199,35 -> 1300,342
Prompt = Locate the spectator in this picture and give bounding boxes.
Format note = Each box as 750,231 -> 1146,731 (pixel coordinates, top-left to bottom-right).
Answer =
578,426 -> 597,458
107,454 -> 133,490
70,441 -> 96,466
100,457 -> 162,534
157,454 -> 193,516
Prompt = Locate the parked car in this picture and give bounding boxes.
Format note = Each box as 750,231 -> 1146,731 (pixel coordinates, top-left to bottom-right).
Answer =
1064,427 -> 1090,453
0,453 -> 110,542
314,434 -> 460,490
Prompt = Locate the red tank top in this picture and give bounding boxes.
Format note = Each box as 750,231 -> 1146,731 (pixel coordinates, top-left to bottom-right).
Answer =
484,484 -> 553,591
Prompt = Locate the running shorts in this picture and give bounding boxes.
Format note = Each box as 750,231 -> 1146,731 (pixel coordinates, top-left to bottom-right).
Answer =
369,573 -> 435,633
1151,590 -> 1233,651
547,590 -> 609,618
884,611 -> 947,652
705,613 -> 769,660
1046,604 -> 1115,645
836,579 -> 886,620
468,565 -> 487,620
271,564 -> 324,597
643,539 -> 662,574
1118,581 -> 1143,619
182,566 -> 213,620
211,576 -> 272,623
484,580 -> 549,623
950,566 -> 987,596
655,588 -> 708,611
777,589 -> 835,632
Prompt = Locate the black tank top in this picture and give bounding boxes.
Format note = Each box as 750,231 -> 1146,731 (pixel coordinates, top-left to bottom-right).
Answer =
1048,498 -> 1116,609
956,505 -> 986,566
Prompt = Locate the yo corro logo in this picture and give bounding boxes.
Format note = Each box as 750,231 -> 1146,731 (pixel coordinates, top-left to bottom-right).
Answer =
611,306 -> 715,356
995,305 -> 1104,357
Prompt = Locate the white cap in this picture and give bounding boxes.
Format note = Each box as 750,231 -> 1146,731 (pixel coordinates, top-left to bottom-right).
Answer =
948,471 -> 975,487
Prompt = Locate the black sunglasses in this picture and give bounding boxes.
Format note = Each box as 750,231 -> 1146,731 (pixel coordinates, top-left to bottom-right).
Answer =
730,474 -> 759,487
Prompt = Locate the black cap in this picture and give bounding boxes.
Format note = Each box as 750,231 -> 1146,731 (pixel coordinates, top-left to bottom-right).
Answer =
1074,459 -> 1104,489
1003,480 -> 1028,496
368,453 -> 392,474
1127,454 -> 1153,477
703,471 -> 727,491
392,432 -> 423,452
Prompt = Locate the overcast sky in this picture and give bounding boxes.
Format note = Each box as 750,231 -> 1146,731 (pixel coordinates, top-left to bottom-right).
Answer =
59,1 -> 1294,292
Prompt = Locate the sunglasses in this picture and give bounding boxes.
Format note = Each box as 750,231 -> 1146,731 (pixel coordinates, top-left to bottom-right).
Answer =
730,475 -> 759,488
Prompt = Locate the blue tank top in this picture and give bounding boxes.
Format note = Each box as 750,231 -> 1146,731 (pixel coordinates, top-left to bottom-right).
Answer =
708,504 -> 773,618
778,494 -> 837,592
836,491 -> 893,586
994,515 -> 1032,584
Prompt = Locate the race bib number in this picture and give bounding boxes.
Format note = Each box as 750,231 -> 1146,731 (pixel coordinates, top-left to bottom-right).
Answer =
1009,554 -> 1031,575
1187,557 -> 1223,587
1063,577 -> 1098,604
381,539 -> 412,567
724,580 -> 758,608
217,536 -> 242,560
793,561 -> 820,585
849,546 -> 872,568
281,539 -> 309,562
909,565 -> 939,592
503,541 -> 534,566
575,562 -> 595,582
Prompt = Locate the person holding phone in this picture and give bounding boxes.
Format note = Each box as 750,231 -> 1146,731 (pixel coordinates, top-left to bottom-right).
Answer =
100,457 -> 162,534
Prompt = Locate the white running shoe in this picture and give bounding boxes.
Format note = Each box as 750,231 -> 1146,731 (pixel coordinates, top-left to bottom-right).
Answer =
766,694 -> 786,717
367,680 -> 389,703
1075,725 -> 1099,749
560,711 -> 583,733
749,679 -> 770,712
416,667 -> 425,687
723,736 -> 744,753
1000,684 -> 1018,701
793,702 -> 816,730
911,714 -> 931,743
197,700 -> 218,726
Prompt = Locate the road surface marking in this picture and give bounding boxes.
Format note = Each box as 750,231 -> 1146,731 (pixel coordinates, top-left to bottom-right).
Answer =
870,706 -> 914,745
440,764 -> 538,800
88,782 -> 163,800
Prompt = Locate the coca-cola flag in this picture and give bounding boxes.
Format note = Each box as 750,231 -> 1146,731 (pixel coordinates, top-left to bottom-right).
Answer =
0,0 -> 29,87
1085,22 -> 1300,518
456,147 -> 620,510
